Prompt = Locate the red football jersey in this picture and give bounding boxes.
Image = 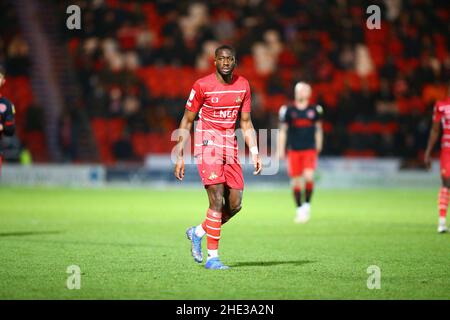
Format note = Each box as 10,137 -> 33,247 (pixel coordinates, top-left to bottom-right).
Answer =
433,97 -> 450,149
185,73 -> 251,151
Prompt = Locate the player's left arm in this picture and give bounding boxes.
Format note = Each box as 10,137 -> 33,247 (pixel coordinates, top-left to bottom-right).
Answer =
315,105 -> 324,154
240,112 -> 262,175
425,102 -> 442,169
315,121 -> 323,154
0,100 -> 16,136
424,121 -> 441,169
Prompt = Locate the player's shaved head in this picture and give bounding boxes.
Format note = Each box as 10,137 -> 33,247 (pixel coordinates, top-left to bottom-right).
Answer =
215,45 -> 236,58
295,82 -> 312,103
295,82 -> 311,96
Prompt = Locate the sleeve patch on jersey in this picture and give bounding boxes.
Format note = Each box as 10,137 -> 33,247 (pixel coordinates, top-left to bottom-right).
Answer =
188,89 -> 196,102
0,103 -> 7,113
279,105 -> 287,121
316,105 -> 323,114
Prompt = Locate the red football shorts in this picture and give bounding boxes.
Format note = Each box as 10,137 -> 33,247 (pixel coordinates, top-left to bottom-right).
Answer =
287,149 -> 317,177
440,149 -> 450,178
195,146 -> 244,190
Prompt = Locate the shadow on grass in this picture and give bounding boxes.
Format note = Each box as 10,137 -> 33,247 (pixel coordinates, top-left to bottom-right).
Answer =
0,231 -> 63,237
229,260 -> 314,268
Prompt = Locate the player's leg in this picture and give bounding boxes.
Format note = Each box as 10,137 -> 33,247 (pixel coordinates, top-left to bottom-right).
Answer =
291,176 -> 302,208
187,149 -> 227,265
222,187 -> 243,225
296,169 -> 314,223
438,176 -> 450,233
438,151 -> 450,233
221,155 -> 244,224
303,168 -> 314,205
303,169 -> 315,204
288,150 -> 305,220
202,183 -> 229,269
299,149 -> 318,221
188,183 -> 229,269
293,175 -> 310,223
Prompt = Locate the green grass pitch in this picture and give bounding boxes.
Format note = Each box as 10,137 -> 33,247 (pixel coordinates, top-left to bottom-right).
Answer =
0,186 -> 449,299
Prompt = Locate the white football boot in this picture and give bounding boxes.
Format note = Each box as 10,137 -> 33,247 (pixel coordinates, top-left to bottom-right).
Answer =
437,217 -> 448,233
294,204 -> 310,224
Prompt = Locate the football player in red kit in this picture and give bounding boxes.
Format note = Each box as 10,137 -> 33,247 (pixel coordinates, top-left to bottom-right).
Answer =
278,82 -> 323,223
174,45 -> 262,269
424,85 -> 450,233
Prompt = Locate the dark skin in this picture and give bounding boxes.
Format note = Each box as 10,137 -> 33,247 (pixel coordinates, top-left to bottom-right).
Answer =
174,48 -> 262,223
424,120 -> 450,188
0,74 -> 4,132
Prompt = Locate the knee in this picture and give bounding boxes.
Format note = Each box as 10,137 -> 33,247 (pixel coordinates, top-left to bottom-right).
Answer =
303,171 -> 314,182
230,198 -> 242,215
444,179 -> 450,189
291,177 -> 301,188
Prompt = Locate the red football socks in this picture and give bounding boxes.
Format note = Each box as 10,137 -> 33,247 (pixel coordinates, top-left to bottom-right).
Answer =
305,181 -> 314,203
203,208 -> 222,250
438,187 -> 448,218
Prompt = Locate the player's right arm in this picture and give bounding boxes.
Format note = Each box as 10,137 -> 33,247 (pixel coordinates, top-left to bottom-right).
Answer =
424,121 -> 440,169
174,109 -> 197,181
174,82 -> 204,181
424,103 -> 442,169
277,105 -> 288,160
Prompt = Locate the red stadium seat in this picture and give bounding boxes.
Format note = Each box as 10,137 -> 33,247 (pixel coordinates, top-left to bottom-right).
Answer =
131,133 -> 148,158
264,94 -> 287,112
108,118 -> 126,143
91,118 -> 109,144
22,131 -> 49,162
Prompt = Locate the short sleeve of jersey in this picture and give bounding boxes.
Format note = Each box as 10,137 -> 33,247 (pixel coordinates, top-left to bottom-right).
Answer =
0,98 -> 15,119
185,80 -> 204,113
241,80 -> 251,113
279,105 -> 289,123
433,103 -> 442,123
315,104 -> 324,121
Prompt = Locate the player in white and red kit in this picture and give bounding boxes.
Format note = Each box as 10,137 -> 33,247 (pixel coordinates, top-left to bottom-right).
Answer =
174,45 -> 262,269
424,86 -> 450,233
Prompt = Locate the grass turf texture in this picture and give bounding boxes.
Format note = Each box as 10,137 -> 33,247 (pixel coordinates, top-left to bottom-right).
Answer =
0,187 -> 449,300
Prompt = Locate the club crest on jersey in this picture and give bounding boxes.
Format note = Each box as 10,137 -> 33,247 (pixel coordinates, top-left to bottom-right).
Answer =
235,96 -> 242,104
0,103 -> 6,113
307,110 -> 315,119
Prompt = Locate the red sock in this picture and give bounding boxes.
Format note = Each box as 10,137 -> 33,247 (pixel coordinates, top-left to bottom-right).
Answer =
203,208 -> 222,250
305,181 -> 314,203
438,187 -> 448,218
201,220 -> 207,231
